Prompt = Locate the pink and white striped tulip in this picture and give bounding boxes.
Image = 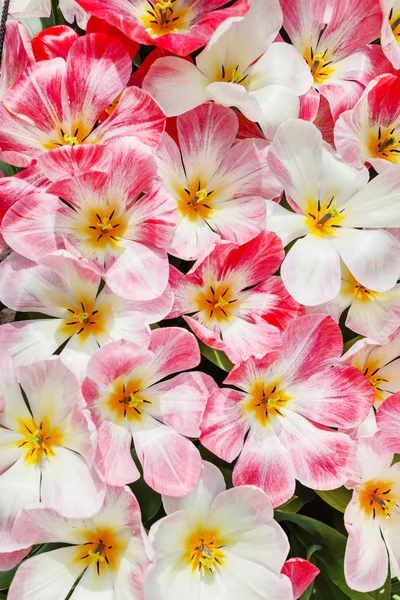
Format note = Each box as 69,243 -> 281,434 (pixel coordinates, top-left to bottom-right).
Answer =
168,231 -> 303,364
0,252 -> 172,378
266,119 -> 400,306
82,328 -> 214,496
282,0 -> 388,121
282,558 -> 320,600
8,486 -> 149,600
143,0 -> 312,138
0,32 -> 165,179
335,73 -> 400,172
0,353 -> 104,558
75,0 -> 249,56
344,436 -> 400,592
157,103 -> 282,260
200,314 -> 374,507
146,460 -> 294,600
3,138 -> 176,300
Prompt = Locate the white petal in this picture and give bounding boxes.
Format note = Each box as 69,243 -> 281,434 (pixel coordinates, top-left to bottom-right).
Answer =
281,236 -> 341,306
265,200 -> 308,246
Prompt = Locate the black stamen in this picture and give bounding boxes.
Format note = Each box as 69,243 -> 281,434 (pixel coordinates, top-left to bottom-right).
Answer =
308,213 -> 316,219
24,425 -> 32,434
210,286 -> 215,296
76,327 -> 84,335
221,64 -> 225,78
327,196 -> 334,209
109,209 -> 115,220
317,199 -> 321,212
363,367 -> 369,376
96,213 -> 102,222
88,226 -> 96,230
97,234 -> 103,242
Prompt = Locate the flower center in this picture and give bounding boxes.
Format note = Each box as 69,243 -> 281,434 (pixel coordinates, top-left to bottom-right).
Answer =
139,0 -> 191,37
78,528 -> 127,575
390,8 -> 400,44
245,380 -> 289,426
196,284 -> 238,322
185,529 -> 225,573
61,299 -> 107,342
219,64 -> 249,85
304,48 -> 335,84
368,126 -> 400,162
87,208 -> 126,247
177,181 -> 215,221
353,283 -> 377,302
45,126 -> 91,150
305,197 -> 345,237
359,480 -> 398,520
106,380 -> 151,421
17,418 -> 63,465
360,365 -> 390,404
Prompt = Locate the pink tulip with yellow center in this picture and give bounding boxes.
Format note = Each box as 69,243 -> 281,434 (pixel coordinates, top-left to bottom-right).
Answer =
168,231 -> 303,364
146,461 -> 294,600
0,354 -> 104,562
200,314 -> 375,507
266,119 -> 400,306
82,328 -> 214,496
0,32 -> 165,180
75,0 -> 249,56
3,138 -> 176,300
344,437 -> 400,591
335,74 -> 400,173
0,252 -> 172,379
8,486 -> 149,600
156,103 -> 282,260
282,0 -> 387,121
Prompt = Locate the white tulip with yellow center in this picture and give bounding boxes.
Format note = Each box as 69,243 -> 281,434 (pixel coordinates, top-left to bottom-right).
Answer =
145,461 -> 294,600
143,0 -> 312,139
266,119 -> 400,306
8,486 -> 149,600
0,354 -> 104,561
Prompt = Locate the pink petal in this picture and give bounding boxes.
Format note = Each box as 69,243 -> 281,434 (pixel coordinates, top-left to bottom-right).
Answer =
200,387 -> 249,462
278,410 -> 355,491
37,143 -> 112,182
132,414 -> 202,496
65,33 -> 132,128
281,558 -> 320,600
233,428 -> 296,508
376,393 -> 400,453
0,21 -> 34,97
145,372 -> 213,437
88,86 -> 166,149
96,420 -> 140,486
288,365 -> 374,428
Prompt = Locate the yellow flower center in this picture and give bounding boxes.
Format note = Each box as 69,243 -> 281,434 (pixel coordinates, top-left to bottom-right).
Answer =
77,527 -> 129,575
106,379 -> 151,421
359,480 -> 397,520
86,207 -> 127,248
44,125 -> 92,150
245,380 -> 290,426
218,64 -> 248,85
357,363 -> 389,405
17,418 -> 63,465
353,283 -> 377,302
390,9 -> 400,44
195,283 -> 238,322
139,0 -> 191,38
185,528 -> 226,573
61,298 -> 108,342
177,181 -> 215,221
305,198 -> 345,237
304,48 -> 335,84
368,126 -> 400,162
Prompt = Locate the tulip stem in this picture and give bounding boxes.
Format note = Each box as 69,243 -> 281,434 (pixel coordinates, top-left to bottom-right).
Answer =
51,0 -> 59,26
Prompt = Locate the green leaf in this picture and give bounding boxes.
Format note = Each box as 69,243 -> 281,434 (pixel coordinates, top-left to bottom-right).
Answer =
277,483 -> 315,514
129,476 -> 162,523
0,565 -> 18,590
315,487 -> 352,513
197,340 -> 233,372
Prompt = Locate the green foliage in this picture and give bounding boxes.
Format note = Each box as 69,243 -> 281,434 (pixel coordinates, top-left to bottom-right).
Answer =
198,339 -> 233,371
315,487 -> 352,513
